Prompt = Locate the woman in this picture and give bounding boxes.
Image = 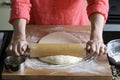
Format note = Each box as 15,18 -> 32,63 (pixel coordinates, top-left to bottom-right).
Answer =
7,0 -> 109,58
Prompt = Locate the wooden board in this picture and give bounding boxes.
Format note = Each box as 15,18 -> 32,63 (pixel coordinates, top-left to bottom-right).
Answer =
2,25 -> 112,80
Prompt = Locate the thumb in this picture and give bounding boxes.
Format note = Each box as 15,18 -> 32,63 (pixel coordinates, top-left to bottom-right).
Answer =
22,43 -> 28,52
21,43 -> 28,55
86,45 -> 91,52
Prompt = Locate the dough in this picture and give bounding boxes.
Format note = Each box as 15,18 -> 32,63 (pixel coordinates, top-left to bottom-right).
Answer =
39,55 -> 82,65
39,31 -> 80,43
39,32 -> 83,65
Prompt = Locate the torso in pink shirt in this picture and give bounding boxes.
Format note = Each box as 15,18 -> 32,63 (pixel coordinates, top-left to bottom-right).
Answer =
29,0 -> 89,25
10,0 -> 109,26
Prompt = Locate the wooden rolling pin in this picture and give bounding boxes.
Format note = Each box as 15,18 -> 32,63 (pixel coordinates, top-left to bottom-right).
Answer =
29,43 -> 86,57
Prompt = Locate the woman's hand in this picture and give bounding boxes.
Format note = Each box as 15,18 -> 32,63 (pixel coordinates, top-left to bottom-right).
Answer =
86,39 -> 107,57
6,18 -> 27,56
88,13 -> 107,58
6,33 -> 28,56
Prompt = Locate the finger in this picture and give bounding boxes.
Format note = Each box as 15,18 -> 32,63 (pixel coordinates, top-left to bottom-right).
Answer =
104,46 -> 107,54
21,43 -> 28,55
99,46 -> 105,55
22,43 -> 28,51
96,44 -> 101,56
89,45 -> 98,58
17,41 -> 26,55
90,44 -> 96,55
6,45 -> 13,56
12,43 -> 19,56
17,41 -> 28,55
86,44 -> 91,52
17,42 -> 24,55
6,45 -> 12,53
9,45 -> 12,51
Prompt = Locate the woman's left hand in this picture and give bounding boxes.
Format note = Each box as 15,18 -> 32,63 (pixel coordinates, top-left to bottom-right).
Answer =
86,39 -> 107,57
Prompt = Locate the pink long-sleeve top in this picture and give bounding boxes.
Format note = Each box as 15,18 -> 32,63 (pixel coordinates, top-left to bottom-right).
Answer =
10,0 -> 109,25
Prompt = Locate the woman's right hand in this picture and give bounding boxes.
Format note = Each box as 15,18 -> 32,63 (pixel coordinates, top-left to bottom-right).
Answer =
6,19 -> 27,56
6,33 -> 28,56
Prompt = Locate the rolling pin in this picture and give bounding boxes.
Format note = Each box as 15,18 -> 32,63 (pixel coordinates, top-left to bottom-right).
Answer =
29,43 -> 86,57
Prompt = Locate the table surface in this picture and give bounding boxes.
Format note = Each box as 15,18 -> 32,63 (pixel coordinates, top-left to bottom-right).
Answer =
2,25 -> 112,80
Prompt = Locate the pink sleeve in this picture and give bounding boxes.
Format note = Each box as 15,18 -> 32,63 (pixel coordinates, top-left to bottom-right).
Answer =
9,0 -> 31,24
87,0 -> 109,22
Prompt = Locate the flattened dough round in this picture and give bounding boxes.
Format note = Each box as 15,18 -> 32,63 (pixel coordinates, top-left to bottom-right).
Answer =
40,55 -> 82,65
39,31 -> 80,43
39,32 -> 83,65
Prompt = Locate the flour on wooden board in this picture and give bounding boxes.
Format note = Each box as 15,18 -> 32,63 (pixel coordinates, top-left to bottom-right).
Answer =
25,31 -> 106,74
25,58 -> 105,74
